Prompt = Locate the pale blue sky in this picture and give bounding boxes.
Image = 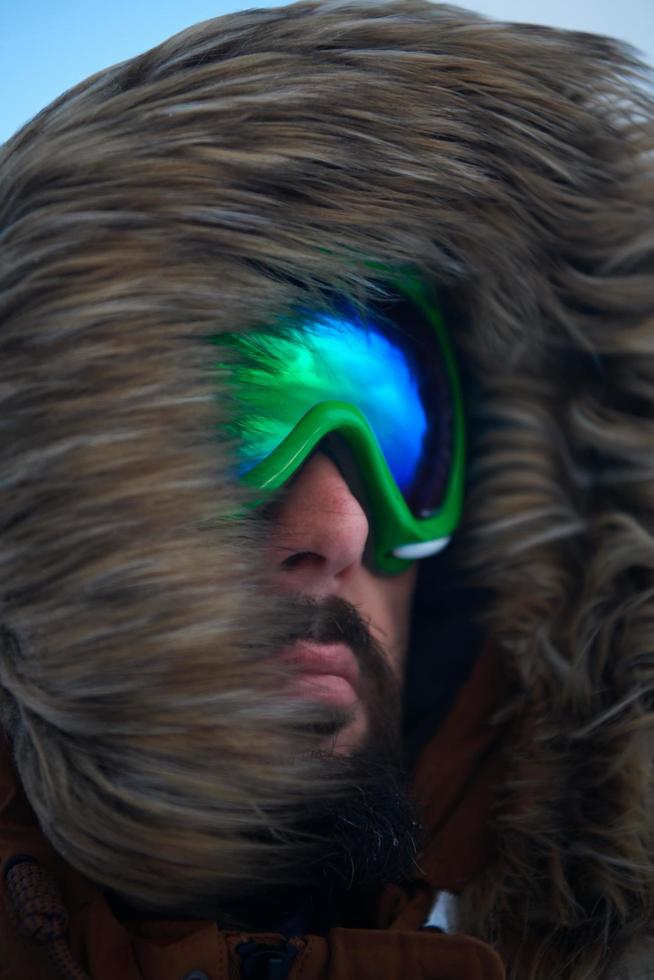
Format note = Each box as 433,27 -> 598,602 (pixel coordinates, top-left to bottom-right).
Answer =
1,0 -> 653,144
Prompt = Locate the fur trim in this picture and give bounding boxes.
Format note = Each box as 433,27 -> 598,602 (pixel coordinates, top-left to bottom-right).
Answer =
0,1 -> 652,975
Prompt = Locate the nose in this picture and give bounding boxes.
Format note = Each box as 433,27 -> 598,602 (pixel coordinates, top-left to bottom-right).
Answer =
266,451 -> 370,596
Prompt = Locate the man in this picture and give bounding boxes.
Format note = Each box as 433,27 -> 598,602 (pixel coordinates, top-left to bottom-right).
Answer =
0,1 -> 652,977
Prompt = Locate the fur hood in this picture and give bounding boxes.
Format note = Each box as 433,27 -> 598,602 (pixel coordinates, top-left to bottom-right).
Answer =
0,1 -> 652,977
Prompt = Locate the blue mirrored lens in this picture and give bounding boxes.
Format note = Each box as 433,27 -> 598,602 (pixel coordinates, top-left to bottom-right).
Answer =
230,305 -> 428,492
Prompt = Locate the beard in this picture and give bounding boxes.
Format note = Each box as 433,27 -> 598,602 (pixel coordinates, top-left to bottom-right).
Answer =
106,596 -> 423,932
217,595 -> 424,933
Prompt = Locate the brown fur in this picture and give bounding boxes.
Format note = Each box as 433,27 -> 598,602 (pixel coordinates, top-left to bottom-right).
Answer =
0,2 -> 652,977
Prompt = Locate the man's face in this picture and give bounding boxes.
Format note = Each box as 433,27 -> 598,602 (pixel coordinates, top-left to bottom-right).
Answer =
217,448 -> 423,930
264,449 -> 419,755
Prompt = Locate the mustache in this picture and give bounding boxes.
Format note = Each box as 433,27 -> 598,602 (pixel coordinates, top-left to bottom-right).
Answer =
279,593 -> 392,685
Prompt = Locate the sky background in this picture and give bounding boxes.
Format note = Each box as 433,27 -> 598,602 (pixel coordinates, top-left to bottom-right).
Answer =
1,0 -> 653,144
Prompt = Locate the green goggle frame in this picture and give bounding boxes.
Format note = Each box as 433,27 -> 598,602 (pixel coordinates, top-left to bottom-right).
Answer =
218,259 -> 465,574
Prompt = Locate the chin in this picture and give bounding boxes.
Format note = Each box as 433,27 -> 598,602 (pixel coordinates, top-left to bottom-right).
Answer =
323,704 -> 370,757
330,710 -> 369,758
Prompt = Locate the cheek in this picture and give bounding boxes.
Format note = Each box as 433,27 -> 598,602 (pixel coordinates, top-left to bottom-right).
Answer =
367,564 -> 419,676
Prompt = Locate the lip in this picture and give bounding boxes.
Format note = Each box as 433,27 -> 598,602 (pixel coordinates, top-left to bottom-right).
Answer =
279,641 -> 361,706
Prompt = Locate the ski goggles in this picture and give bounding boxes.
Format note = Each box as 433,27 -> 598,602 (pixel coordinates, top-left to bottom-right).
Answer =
213,264 -> 465,574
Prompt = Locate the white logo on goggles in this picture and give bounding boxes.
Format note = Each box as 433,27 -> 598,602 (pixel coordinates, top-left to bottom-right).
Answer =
392,537 -> 451,560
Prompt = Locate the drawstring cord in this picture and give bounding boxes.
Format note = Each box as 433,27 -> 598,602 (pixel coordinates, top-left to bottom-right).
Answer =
3,855 -> 304,980
3,854 -> 92,980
